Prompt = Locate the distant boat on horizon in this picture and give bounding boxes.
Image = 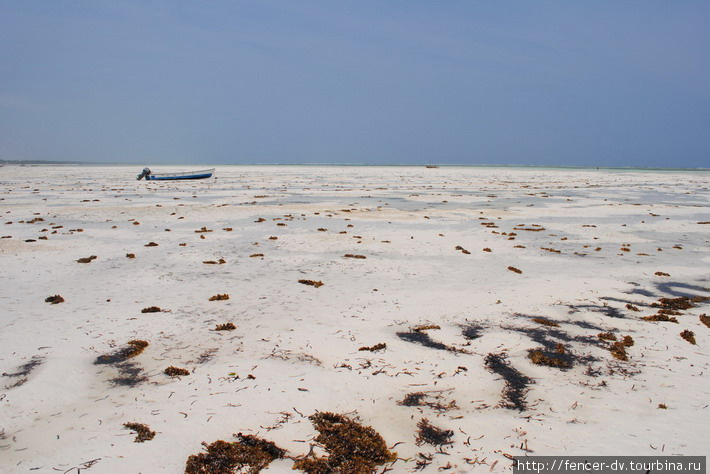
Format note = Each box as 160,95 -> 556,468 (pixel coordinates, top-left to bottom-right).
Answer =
137,168 -> 215,181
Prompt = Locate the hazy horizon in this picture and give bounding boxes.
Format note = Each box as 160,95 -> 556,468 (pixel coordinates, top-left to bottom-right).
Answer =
1,2 -> 708,168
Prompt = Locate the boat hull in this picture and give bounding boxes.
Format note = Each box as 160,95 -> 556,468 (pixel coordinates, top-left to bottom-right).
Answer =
144,169 -> 215,181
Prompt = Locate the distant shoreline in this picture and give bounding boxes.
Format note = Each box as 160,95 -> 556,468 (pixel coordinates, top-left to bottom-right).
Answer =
2,160 -> 709,172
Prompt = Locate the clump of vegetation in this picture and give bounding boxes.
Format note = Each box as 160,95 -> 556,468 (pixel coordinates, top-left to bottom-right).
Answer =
77,255 -> 97,263
250,253 -> 264,258
482,247 -> 492,252
508,266 -> 522,274
195,227 -> 213,233
642,314 -> 678,323
541,247 -> 561,253
358,343 -> 386,352
680,330 -> 696,345
141,306 -> 161,313
658,404 -> 668,409
454,245 -> 471,254
215,323 -> 236,331
45,295 -> 64,304
399,392 -> 427,407
203,258 -> 227,264
653,297 -> 705,311
343,254 -> 367,259
700,314 -> 710,328
654,272 -> 670,277
144,242 -> 159,247
95,340 -> 149,364
415,418 -> 453,446
626,303 -> 640,312
185,434 -> 286,474
209,294 -> 230,301
528,350 -> 572,368
298,279 -> 324,288
532,317 -> 559,327
484,353 -> 532,411
598,332 -> 617,341
413,324 -> 440,332
126,253 -> 135,258
123,422 -> 155,443
609,342 -> 628,361
164,366 -> 190,377
293,412 -> 396,473
621,335 -> 634,347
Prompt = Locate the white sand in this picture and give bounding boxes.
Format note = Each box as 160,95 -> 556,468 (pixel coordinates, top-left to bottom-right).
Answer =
1,165 -> 709,473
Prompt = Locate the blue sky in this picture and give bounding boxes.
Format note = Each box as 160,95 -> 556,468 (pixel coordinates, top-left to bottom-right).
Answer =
1,1 -> 708,167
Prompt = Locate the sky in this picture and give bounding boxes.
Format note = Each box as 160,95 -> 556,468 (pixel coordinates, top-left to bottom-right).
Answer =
1,1 -> 708,167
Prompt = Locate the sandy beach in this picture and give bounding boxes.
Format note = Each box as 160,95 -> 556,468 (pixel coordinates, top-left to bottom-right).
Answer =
1,165 -> 708,473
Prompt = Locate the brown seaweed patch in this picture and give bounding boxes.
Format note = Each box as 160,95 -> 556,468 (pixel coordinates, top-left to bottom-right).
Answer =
484,353 -> 532,411
123,422 -> 156,442
165,366 -> 190,377
398,392 -> 458,412
653,296 -> 708,311
45,295 -> 65,304
413,324 -> 440,332
95,340 -> 149,365
508,266 -> 522,274
209,294 -> 230,301
215,323 -> 236,331
343,254 -> 367,259
144,242 -> 159,247
609,342 -> 629,361
415,418 -> 453,446
532,317 -> 559,327
700,314 -> 710,328
293,412 -> 396,473
680,330 -> 696,345
77,255 -> 97,263
483,247 -> 492,252
626,303 -> 640,312
358,343 -> 386,352
203,258 -> 227,264
528,350 -> 572,369
396,331 -> 448,351
655,272 -> 670,277
598,332 -> 617,342
195,227 -> 213,233
141,306 -> 161,313
541,247 -> 561,253
298,279 -> 324,288
126,253 -> 135,258
185,434 -> 286,474
642,314 -> 678,323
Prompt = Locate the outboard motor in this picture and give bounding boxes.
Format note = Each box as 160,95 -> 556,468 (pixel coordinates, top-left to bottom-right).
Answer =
137,167 -> 152,180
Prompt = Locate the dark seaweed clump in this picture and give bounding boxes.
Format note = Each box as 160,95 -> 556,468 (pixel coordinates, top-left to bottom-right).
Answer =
397,331 -> 448,351
123,422 -> 156,442
77,255 -> 97,263
2,356 -> 44,389
165,366 -> 190,377
415,418 -> 453,446
700,314 -> 710,328
298,279 -> 324,288
95,340 -> 149,365
528,349 -> 572,369
680,330 -> 696,345
45,295 -> 64,304
141,306 -> 161,313
461,324 -> 483,340
215,323 -> 236,331
293,412 -> 396,474
185,434 -> 286,474
484,353 -> 532,411
358,343 -> 386,352
94,340 -> 149,387
209,294 -> 230,301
